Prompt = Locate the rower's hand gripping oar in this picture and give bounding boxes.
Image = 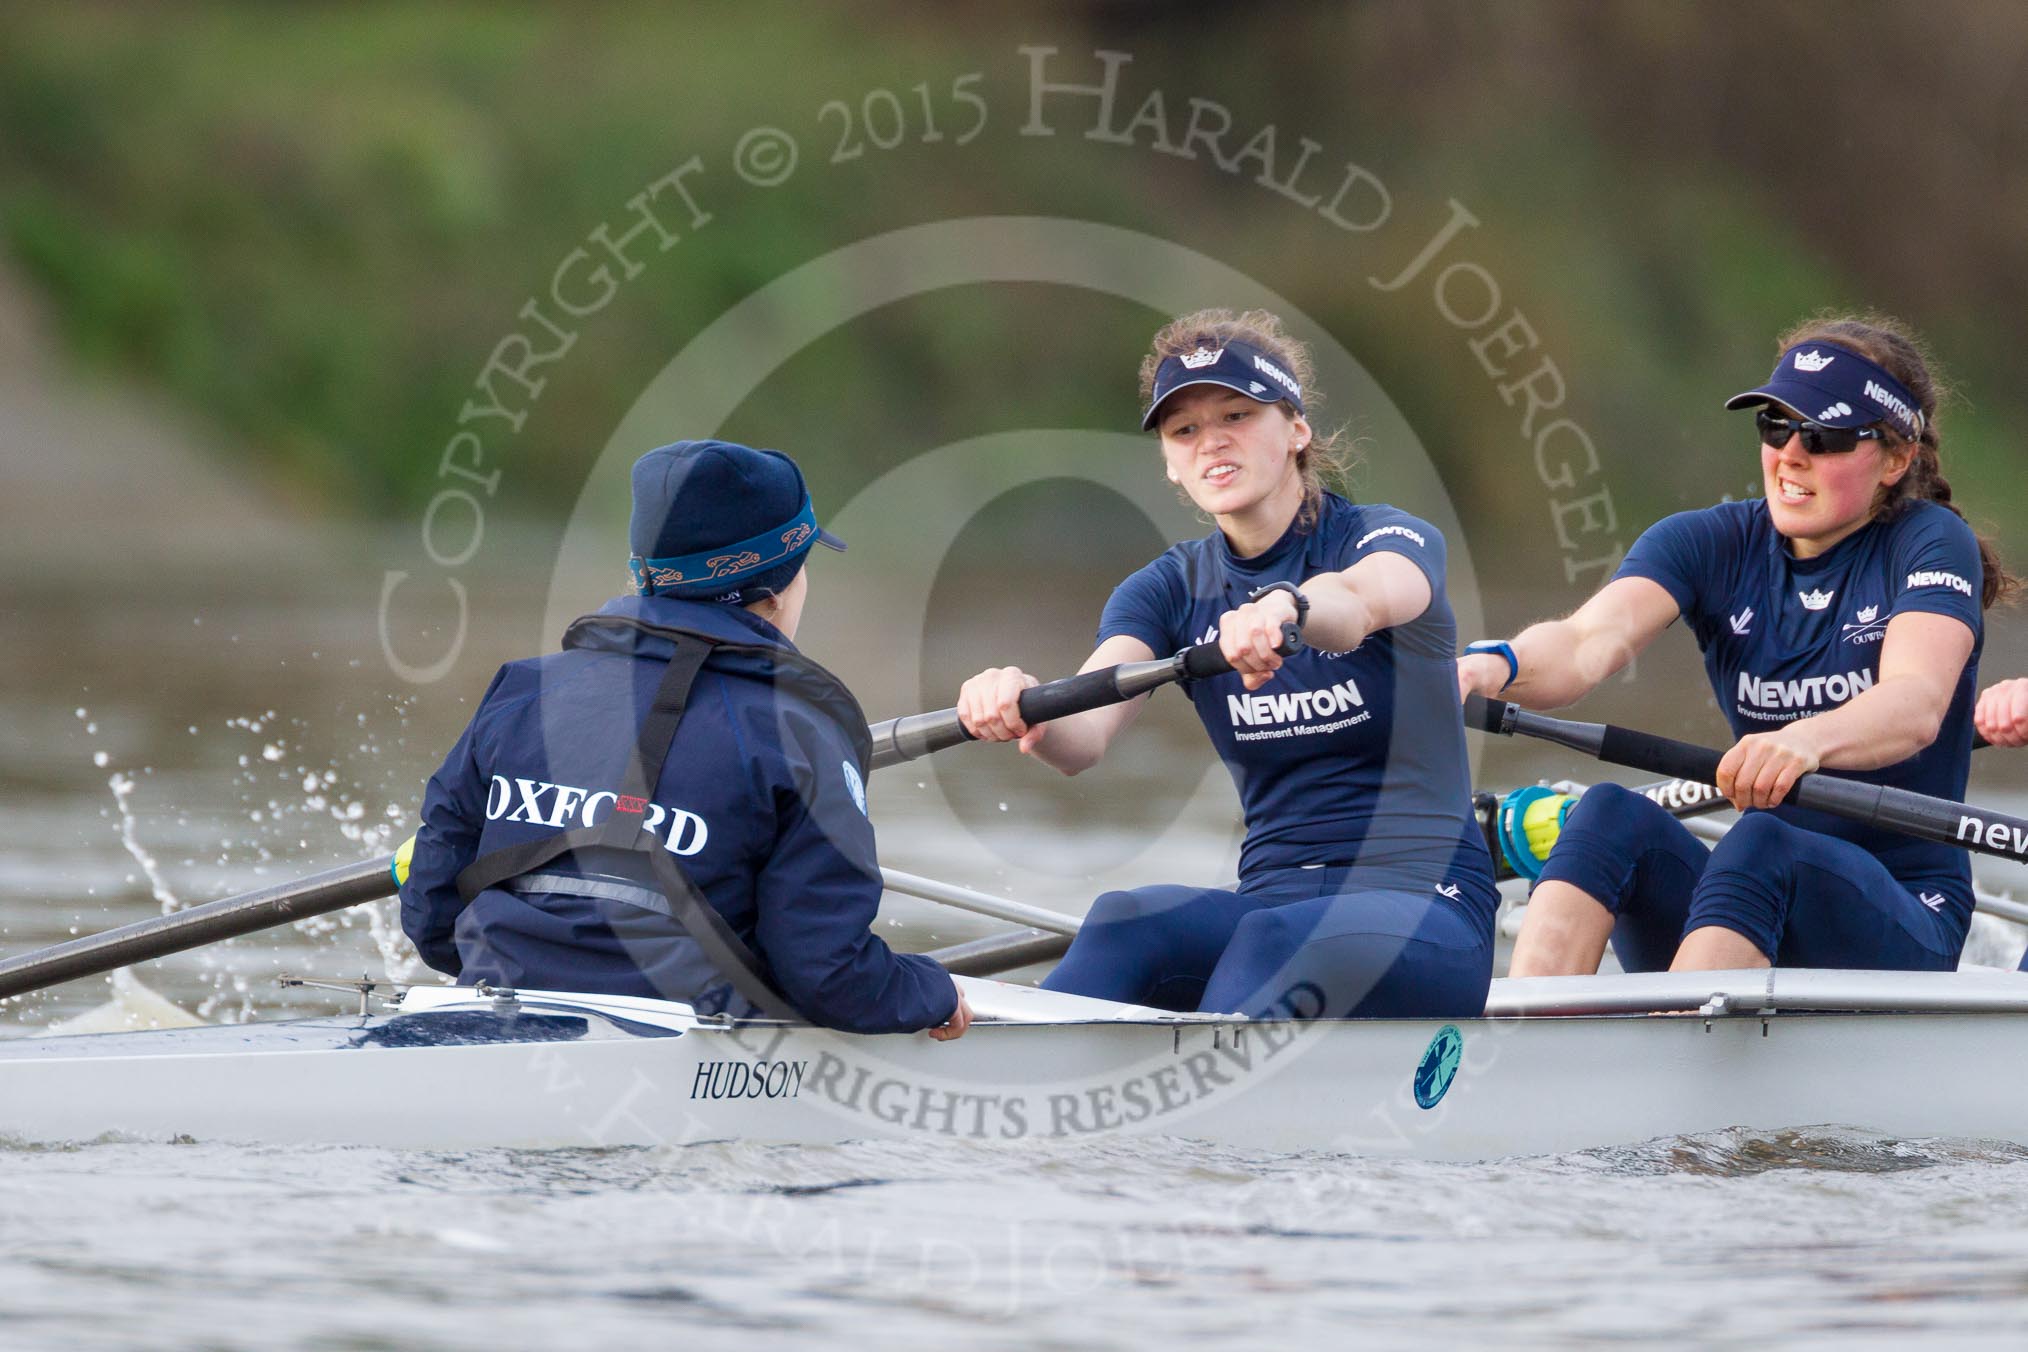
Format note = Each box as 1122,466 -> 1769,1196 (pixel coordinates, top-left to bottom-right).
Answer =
1465,694 -> 2028,867
868,625 -> 1303,771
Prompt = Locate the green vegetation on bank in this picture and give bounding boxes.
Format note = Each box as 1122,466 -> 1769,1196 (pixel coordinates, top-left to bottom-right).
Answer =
2,2 -> 2022,566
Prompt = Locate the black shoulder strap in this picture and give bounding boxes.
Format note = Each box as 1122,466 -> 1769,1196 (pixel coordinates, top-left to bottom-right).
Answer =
621,637 -> 709,799
452,637 -> 798,1021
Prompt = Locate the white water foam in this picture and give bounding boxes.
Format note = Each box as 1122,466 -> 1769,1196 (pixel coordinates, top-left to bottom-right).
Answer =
59,701 -> 430,1025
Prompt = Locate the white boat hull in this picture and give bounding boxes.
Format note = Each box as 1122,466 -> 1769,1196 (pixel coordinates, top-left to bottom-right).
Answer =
2,971 -> 2023,1159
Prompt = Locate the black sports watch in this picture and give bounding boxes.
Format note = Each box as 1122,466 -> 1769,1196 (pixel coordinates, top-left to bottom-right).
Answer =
1247,580 -> 1310,625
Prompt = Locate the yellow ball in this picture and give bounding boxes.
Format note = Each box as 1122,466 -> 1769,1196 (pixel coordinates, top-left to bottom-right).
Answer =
1522,793 -> 1572,860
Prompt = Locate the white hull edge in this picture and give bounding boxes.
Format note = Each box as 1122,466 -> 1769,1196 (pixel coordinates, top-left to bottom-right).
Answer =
0,971 -> 2022,1159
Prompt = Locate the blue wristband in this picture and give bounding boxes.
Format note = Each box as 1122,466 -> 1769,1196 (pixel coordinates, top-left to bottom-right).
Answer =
1463,640 -> 1519,693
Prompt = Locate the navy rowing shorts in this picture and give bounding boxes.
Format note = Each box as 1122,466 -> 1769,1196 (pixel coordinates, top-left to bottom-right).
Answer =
1535,783 -> 1967,970
1040,864 -> 1494,1019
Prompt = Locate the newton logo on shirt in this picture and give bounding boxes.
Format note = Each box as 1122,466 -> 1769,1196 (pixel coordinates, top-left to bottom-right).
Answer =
1228,678 -> 1366,729
1906,570 -> 1973,597
1355,524 -> 1426,550
1737,668 -> 1874,711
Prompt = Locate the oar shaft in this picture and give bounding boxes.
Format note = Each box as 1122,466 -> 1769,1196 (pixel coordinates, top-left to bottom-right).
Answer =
925,927 -> 1073,977
1467,695 -> 2028,867
867,635 -> 1273,772
0,857 -> 395,1002
880,868 -> 1081,936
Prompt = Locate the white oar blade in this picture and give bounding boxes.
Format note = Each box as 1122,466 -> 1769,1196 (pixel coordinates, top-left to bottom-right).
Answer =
35,969 -> 205,1037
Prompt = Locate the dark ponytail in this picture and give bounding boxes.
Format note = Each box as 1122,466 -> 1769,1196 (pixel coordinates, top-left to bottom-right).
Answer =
1777,312 -> 2017,609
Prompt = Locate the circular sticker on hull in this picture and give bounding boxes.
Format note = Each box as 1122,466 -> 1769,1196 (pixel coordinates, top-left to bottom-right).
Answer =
1414,1024 -> 1464,1110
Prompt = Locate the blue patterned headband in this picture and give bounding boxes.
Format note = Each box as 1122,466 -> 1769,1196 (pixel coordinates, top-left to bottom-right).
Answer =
628,497 -> 823,599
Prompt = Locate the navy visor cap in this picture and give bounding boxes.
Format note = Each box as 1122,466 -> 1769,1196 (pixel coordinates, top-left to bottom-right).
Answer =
627,440 -> 845,602
1723,341 -> 1925,441
1141,339 -> 1306,431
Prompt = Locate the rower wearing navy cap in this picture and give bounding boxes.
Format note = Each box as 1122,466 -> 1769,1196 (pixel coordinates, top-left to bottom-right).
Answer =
399,440 -> 971,1038
1461,314 -> 2015,976
957,308 -> 1498,1020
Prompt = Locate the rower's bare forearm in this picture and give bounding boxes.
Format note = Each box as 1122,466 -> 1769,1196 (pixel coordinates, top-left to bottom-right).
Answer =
1299,555 -> 1430,652
1028,699 -> 1143,777
1294,573 -> 1378,654
1489,577 -> 1678,709
1028,717 -> 1104,776
1504,619 -> 1638,707
1789,677 -> 1945,771
1787,611 -> 1973,770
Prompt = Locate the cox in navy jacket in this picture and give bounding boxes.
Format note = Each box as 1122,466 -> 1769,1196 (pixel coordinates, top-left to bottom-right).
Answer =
399,594 -> 958,1034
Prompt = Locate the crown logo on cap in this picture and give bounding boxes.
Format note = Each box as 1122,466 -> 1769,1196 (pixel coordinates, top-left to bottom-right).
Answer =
1179,347 -> 1224,369
1793,350 -> 1836,373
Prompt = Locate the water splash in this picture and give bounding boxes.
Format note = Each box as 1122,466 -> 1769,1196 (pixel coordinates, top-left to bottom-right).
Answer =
58,696 -> 431,1024
107,771 -> 182,915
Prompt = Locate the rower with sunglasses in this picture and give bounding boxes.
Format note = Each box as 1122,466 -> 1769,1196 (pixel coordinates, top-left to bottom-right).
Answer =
1459,315 -> 2014,976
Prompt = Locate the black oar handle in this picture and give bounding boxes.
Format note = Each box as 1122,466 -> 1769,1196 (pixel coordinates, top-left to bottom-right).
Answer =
1466,695 -> 2028,867
869,626 -> 1302,773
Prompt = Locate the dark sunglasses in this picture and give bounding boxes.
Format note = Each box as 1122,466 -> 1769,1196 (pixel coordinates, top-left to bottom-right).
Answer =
1755,409 -> 1890,455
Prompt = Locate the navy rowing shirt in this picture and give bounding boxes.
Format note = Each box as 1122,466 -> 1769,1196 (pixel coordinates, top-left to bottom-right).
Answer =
1618,498 -> 1983,890
1099,492 -> 1492,899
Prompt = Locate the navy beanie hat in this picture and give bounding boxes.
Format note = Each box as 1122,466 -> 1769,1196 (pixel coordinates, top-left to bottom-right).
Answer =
626,440 -> 845,604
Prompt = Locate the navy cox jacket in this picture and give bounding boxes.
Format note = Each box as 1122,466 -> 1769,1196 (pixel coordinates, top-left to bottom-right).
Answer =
399,595 -> 958,1034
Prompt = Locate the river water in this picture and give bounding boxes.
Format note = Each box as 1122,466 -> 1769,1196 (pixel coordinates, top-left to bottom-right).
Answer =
7,530 -> 2028,1349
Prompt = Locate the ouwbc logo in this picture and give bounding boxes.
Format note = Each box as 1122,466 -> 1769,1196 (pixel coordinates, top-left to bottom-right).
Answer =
1793,350 -> 1836,372
483,775 -> 710,854
1842,602 -> 1887,645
